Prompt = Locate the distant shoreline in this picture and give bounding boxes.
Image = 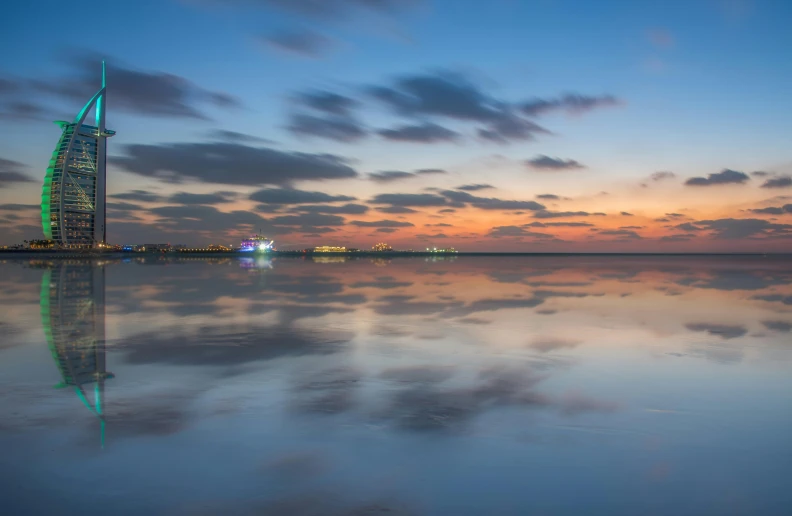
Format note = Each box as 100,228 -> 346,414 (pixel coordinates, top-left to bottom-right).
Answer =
0,250 -> 787,258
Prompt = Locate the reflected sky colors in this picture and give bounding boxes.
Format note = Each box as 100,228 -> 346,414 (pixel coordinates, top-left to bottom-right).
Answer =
2,1 -> 792,250
1,256 -> 791,515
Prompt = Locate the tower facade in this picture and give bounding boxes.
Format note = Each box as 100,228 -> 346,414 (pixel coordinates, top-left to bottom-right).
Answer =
42,62 -> 114,248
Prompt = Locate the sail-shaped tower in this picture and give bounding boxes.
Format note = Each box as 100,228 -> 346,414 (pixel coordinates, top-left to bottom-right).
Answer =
42,62 -> 115,248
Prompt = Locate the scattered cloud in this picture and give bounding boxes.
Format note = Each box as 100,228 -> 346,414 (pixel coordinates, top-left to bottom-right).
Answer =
250,188 -> 355,204
209,0 -> 426,20
694,218 -> 792,239
292,203 -> 369,214
348,219 -> 414,227
440,190 -> 545,211
686,323 -> 747,340
685,169 -> 750,186
370,193 -> 449,207
748,205 -> 792,215
167,191 -> 237,205
457,184 -> 494,191
109,189 -> 165,203
534,210 -> 590,219
287,113 -> 367,142
525,155 -> 585,171
761,176 -> 792,189
32,53 -> 240,120
621,211 -> 634,216
489,226 -> 556,238
649,171 -> 676,183
0,158 -> 35,187
521,94 -> 620,117
599,229 -> 642,239
378,122 -> 460,143
368,170 -> 415,183
293,90 -> 358,116
536,194 -> 560,200
762,321 -> 792,333
112,141 -> 358,185
262,29 -> 334,57
376,206 -> 418,214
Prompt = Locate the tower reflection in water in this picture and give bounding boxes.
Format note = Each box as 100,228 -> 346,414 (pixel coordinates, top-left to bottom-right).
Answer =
40,260 -> 112,447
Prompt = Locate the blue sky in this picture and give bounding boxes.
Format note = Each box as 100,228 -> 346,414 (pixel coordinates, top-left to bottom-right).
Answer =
1,0 -> 791,250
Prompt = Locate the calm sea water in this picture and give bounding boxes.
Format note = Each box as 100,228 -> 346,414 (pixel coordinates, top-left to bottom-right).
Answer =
0,255 -> 790,516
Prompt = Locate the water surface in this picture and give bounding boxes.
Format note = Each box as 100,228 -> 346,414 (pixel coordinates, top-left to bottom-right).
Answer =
1,255 -> 791,515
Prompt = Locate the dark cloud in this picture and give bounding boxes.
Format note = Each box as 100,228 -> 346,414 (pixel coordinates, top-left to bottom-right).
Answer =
369,71 -> 505,121
109,189 -> 166,203
685,323 -> 747,340
749,205 -> 792,215
659,233 -> 696,242
34,55 -> 240,120
250,188 -> 355,205
533,210 -> 590,219
376,206 -> 418,214
761,176 -> 792,189
620,211 -> 634,216
368,71 -> 551,143
149,205 -> 269,232
476,116 -> 548,143
262,29 -> 334,57
368,170 -> 417,182
207,129 -> 273,144
525,221 -> 593,227
521,94 -> 620,117
600,229 -> 642,239
0,203 -> 38,211
694,218 -> 792,239
762,320 -> 792,332
456,184 -> 494,191
489,226 -> 556,239
525,155 -> 585,171
370,193 -> 450,207
348,219 -> 414,227
292,203 -> 369,214
650,171 -> 676,182
112,141 -> 358,185
536,194 -> 560,200
438,208 -> 456,213
107,201 -> 144,212
167,191 -> 237,205
752,294 -> 792,305
752,171 -> 771,177
212,0 -> 424,19
378,122 -> 460,143
415,168 -> 446,175
0,158 -> 35,187
674,222 -> 702,232
293,90 -> 358,116
0,100 -> 48,120
440,190 -> 545,211
375,227 -> 398,233
685,169 -> 750,186
287,113 -> 367,142
425,223 -> 453,227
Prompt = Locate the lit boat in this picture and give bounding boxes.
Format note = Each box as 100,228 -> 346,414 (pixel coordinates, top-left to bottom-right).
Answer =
240,234 -> 275,252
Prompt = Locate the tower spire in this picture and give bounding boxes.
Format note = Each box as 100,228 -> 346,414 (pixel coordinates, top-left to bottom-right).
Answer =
96,61 -> 106,129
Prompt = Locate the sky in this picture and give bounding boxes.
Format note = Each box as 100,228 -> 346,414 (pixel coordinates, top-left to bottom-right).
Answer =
1,0 -> 791,251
